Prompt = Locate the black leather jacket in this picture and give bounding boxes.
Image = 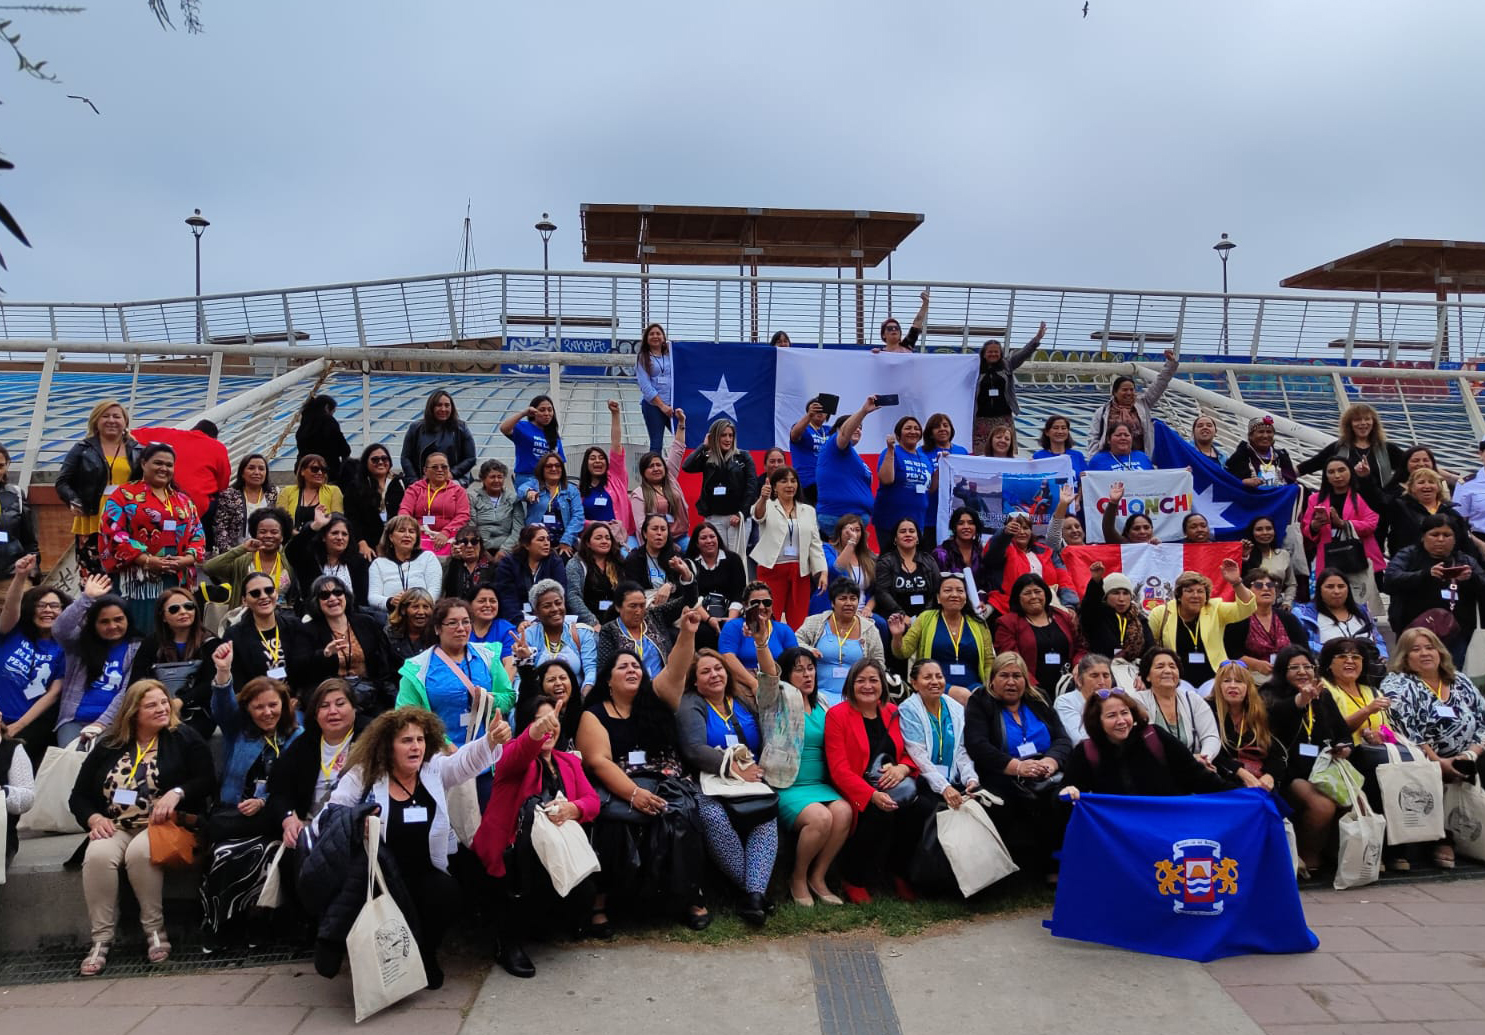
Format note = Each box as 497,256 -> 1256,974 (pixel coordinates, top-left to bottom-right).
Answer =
55,435 -> 142,514
0,483 -> 38,578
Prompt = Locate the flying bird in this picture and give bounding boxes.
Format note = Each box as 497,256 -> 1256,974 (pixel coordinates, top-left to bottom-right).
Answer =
67,95 -> 100,115
1083,2 -> 1089,16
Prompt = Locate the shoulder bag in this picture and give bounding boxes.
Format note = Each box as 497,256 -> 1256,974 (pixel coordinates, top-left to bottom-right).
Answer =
699,745 -> 779,830
347,814 -> 426,1021
1375,736 -> 1446,844
435,652 -> 489,847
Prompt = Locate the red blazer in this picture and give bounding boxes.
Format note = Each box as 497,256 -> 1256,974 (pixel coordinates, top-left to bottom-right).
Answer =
993,610 -> 1085,688
470,727 -> 599,878
824,701 -> 918,813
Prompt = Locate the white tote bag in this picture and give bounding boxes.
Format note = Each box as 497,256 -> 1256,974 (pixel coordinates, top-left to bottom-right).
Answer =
1283,818 -> 1300,877
441,670 -> 488,848
936,792 -> 1019,897
1375,738 -> 1446,844
530,794 -> 601,897
258,841 -> 288,909
347,815 -> 427,1022
1444,778 -> 1485,863
1334,761 -> 1385,890
17,743 -> 88,835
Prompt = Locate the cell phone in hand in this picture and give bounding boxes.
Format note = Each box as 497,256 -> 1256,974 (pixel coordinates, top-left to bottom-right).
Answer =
1444,565 -> 1471,578
816,393 -> 840,415
874,393 -> 900,407
745,601 -> 765,627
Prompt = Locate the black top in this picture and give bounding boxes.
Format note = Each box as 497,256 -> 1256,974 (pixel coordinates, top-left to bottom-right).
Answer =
1061,725 -> 1235,796
294,614 -> 400,713
1383,546 -> 1485,637
387,778 -> 438,880
963,690 -> 1073,796
1222,611 -> 1307,668
128,633 -> 225,732
1264,689 -> 1350,782
443,559 -> 499,602
69,724 -> 216,827
1386,496 -> 1477,560
1211,709 -> 1287,785
55,435 -> 143,514
1174,619 -> 1215,688
296,414 -> 352,479
874,551 -> 941,618
400,420 -> 477,484
680,447 -> 758,517
0,484 -> 39,580
1078,577 -> 1152,661
862,713 -> 894,766
266,715 -> 371,823
224,612 -> 313,693
343,474 -> 407,554
284,524 -> 371,613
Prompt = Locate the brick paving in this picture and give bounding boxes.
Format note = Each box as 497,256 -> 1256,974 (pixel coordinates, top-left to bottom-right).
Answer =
1207,879 -> 1485,1035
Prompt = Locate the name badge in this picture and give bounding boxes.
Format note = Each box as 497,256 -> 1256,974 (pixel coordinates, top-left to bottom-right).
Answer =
831,665 -> 850,679
162,519 -> 178,532
910,594 -> 926,606
378,509 -> 388,522
267,666 -> 287,679
402,806 -> 429,824
1299,743 -> 1321,757
664,513 -> 675,523
949,663 -> 967,677
253,780 -> 267,800
1188,652 -> 1205,665
543,514 -> 558,526
934,763 -> 951,779
1016,742 -> 1037,759
915,483 -> 928,494
459,711 -> 472,727
1270,654 -> 1278,664
523,603 -> 534,615
112,788 -> 138,806
1044,652 -> 1062,665
0,531 -> 8,543
627,750 -> 647,767
781,543 -> 799,559
712,485 -> 728,496
422,515 -> 436,527
1437,704 -> 1458,719
986,388 -> 1001,398
724,734 -> 740,749
1442,588 -> 1457,601
598,600 -> 613,611
593,495 -> 608,506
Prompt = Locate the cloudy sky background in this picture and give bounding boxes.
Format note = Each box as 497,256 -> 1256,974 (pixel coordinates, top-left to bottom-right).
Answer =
1,0 -> 1481,304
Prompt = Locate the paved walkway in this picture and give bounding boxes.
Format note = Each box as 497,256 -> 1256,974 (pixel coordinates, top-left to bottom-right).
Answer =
2,882 -> 1482,1035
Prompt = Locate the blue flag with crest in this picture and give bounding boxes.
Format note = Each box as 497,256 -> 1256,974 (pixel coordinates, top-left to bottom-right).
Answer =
1046,788 -> 1318,962
1150,420 -> 1301,540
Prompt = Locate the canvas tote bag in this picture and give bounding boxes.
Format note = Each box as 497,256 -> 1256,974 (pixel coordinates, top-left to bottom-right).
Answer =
529,792 -> 601,897
1375,737 -> 1446,844
936,791 -> 1019,897
347,814 -> 427,1022
1334,760 -> 1385,890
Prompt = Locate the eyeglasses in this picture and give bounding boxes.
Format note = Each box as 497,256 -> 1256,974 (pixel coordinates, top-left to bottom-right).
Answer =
164,601 -> 197,615
1287,663 -> 1316,673
1335,651 -> 1363,661
1249,580 -> 1276,589
317,588 -> 346,600
426,463 -> 449,471
441,618 -> 472,629
369,455 -> 391,465
244,587 -> 275,600
33,600 -> 63,611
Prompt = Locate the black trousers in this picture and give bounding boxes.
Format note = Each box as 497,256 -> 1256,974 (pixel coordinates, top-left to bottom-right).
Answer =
405,867 -> 461,967
840,794 -> 937,886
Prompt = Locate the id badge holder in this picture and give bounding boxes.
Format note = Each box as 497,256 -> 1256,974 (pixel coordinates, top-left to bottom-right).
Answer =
1016,742 -> 1037,759
1299,743 -> 1320,757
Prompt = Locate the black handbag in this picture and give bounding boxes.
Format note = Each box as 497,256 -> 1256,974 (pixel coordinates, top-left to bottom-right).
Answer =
719,794 -> 779,831
1325,527 -> 1368,574
597,775 -> 661,824
866,752 -> 919,807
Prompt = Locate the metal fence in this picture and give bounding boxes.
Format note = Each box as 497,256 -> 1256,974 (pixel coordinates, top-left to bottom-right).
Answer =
3,268 -> 1485,366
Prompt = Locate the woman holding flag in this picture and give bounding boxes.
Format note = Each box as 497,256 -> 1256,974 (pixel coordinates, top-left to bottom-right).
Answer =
1060,689 -> 1235,800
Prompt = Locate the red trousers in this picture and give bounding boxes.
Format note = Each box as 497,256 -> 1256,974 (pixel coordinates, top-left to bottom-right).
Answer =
756,562 -> 813,627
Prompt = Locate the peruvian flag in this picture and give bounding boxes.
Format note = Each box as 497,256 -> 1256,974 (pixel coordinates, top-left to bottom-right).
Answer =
1063,542 -> 1243,611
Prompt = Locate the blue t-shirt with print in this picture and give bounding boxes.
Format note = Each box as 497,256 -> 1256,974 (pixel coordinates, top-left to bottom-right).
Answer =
873,446 -> 932,534
0,629 -> 65,721
75,641 -> 130,723
508,419 -> 565,479
790,423 -> 830,488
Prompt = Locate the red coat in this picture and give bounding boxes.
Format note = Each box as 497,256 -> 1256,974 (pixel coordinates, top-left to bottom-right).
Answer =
470,727 -> 599,878
133,427 -> 231,518
824,701 -> 918,813
981,538 -> 1072,615
993,610 -> 1086,688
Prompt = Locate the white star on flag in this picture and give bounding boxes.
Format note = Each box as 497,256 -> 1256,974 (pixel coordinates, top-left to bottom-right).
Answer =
699,375 -> 748,421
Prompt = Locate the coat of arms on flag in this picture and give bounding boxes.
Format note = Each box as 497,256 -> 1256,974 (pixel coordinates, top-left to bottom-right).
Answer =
1155,838 -> 1239,916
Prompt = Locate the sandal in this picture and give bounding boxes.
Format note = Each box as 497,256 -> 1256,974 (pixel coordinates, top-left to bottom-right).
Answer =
146,929 -> 172,964
79,942 -> 110,977
1434,844 -> 1456,870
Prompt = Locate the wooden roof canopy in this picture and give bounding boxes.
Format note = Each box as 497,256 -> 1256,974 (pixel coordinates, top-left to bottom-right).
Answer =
1281,239 -> 1485,295
579,204 -> 924,269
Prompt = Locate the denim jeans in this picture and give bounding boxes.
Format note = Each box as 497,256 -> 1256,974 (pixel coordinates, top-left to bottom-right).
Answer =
641,400 -> 672,454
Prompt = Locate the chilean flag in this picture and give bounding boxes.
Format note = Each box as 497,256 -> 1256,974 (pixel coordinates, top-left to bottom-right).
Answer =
672,341 -> 978,452
1063,542 -> 1243,609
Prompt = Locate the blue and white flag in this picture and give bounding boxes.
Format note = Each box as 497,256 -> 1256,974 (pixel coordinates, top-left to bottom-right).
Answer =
1047,788 -> 1318,962
1150,420 -> 1301,538
673,342 -> 978,452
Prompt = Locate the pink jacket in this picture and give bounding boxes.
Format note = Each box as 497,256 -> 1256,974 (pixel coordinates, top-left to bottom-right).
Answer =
1302,490 -> 1384,572
628,436 -> 690,540
470,728 -> 600,878
399,478 -> 471,556
599,446 -> 636,541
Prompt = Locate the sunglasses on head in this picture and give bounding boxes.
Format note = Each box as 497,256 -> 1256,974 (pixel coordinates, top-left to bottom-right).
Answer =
165,601 -> 197,615
244,587 -> 275,600
317,587 -> 346,600
1094,689 -> 1126,699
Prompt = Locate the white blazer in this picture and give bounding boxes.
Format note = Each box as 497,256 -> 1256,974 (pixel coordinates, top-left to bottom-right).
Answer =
897,693 -> 979,794
328,734 -> 500,873
749,499 -> 827,576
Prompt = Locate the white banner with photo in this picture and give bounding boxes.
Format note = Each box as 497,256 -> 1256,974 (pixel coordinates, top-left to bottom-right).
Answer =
934,454 -> 1076,544
1080,468 -> 1196,544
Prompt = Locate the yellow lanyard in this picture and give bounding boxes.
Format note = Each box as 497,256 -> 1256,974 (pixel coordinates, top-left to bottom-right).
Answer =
245,487 -> 264,507
544,629 -> 567,655
827,615 -> 858,663
943,614 -> 965,660
1424,678 -> 1448,702
1116,613 -> 1128,644
625,627 -> 646,659
264,734 -> 281,758
252,550 -> 282,586
127,738 -> 157,786
706,699 -> 734,725
319,734 -> 351,780
1303,705 -> 1315,737
927,703 -> 948,764
426,483 -> 446,514
257,625 -> 282,664
1181,619 -> 1202,650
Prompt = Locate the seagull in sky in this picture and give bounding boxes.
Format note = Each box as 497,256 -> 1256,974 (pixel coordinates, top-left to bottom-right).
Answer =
1083,3 -> 1089,17
67,95 -> 100,115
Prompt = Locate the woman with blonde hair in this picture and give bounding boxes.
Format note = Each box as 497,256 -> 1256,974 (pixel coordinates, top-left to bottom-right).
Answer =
68,679 -> 215,975
682,417 -> 758,555
56,399 -> 141,576
278,454 -> 344,534
1208,661 -> 1284,792
1386,466 -> 1479,559
1299,402 -> 1404,510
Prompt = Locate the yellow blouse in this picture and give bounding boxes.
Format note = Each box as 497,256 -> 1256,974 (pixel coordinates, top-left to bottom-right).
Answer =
1324,678 -> 1385,744
71,452 -> 133,536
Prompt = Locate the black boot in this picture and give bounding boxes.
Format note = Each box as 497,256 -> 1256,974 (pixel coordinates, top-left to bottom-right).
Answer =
313,938 -> 344,979
738,892 -> 768,927
424,953 -> 445,990
494,938 -> 535,979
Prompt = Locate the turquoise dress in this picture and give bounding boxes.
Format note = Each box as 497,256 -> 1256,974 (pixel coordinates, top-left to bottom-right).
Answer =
776,702 -> 841,827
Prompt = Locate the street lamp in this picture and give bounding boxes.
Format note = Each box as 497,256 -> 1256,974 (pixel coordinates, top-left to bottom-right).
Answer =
1213,232 -> 1236,355
535,212 -> 557,336
186,208 -> 210,343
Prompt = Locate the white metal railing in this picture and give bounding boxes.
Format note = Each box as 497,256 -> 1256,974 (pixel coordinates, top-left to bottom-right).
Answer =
2,267 -> 1485,367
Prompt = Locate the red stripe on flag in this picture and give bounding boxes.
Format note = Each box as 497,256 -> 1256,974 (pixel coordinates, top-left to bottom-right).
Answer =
1064,542 -> 1243,610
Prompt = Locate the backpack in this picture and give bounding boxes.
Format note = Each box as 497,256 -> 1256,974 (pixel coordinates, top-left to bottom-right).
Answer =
1080,724 -> 1165,767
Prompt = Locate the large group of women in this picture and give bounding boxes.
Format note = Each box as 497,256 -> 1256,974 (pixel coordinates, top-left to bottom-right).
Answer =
0,311 -> 1482,991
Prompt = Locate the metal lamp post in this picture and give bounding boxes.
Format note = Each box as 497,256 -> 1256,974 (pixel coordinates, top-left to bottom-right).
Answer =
186,208 -> 210,343
535,212 -> 557,337
1213,232 -> 1236,355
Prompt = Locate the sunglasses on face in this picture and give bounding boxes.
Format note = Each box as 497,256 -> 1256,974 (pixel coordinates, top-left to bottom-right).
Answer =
305,466 -> 325,474
164,601 -> 197,615
369,455 -> 391,464
1250,580 -> 1276,589
317,588 -> 346,600
750,599 -> 773,608
244,587 -> 275,600
883,324 -> 901,333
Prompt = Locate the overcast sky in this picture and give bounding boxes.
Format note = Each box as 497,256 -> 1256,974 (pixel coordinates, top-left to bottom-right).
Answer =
2,0 -> 1482,305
